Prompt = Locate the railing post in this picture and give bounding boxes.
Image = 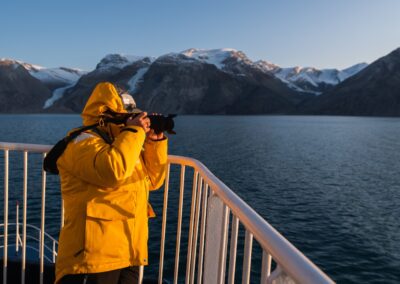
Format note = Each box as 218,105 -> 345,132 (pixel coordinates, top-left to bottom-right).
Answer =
189,177 -> 203,282
185,171 -> 199,284
196,183 -> 209,284
16,201 -> 19,253
3,150 -> 9,284
39,153 -> 47,284
158,163 -> 171,284
261,250 -> 272,283
242,230 -> 253,284
53,241 -> 56,263
139,266 -> 144,284
22,151 -> 28,284
173,165 -> 186,284
228,215 -> 239,284
61,199 -> 65,229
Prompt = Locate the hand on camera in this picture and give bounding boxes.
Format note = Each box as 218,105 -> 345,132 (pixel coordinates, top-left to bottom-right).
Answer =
126,112 -> 151,133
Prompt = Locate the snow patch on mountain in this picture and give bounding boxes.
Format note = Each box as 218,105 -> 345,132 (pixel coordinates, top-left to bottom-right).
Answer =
43,83 -> 75,109
180,48 -> 252,71
181,48 -> 237,69
29,67 -> 85,84
277,67 -> 339,86
0,58 -> 20,70
127,67 -> 149,93
254,60 -> 279,73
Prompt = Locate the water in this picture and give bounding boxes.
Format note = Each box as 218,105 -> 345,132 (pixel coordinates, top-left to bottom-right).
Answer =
0,114 -> 400,283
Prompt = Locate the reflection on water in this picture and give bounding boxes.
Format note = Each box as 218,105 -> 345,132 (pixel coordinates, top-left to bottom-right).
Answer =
0,114 -> 400,283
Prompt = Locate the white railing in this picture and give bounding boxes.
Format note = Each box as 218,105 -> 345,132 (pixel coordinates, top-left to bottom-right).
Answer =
0,142 -> 335,284
0,143 -> 56,284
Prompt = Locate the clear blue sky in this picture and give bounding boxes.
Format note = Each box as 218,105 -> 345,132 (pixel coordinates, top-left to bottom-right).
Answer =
1,0 -> 399,70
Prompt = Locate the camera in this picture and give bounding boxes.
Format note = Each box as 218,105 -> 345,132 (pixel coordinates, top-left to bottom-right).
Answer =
102,110 -> 176,134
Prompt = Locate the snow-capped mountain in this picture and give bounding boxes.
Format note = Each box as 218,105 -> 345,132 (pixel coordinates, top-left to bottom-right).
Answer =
17,60 -> 88,109
0,58 -> 89,111
96,54 -> 155,70
0,59 -> 87,87
169,49 -> 368,95
0,59 -> 52,112
255,61 -> 368,94
2,49 -> 368,106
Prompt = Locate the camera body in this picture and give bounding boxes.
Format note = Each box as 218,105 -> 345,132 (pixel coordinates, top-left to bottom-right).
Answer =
147,114 -> 176,134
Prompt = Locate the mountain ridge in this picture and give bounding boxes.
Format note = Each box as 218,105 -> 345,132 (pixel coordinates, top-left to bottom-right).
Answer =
0,47 -> 398,116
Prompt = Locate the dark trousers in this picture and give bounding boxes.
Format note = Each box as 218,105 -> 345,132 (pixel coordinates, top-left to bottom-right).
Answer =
59,266 -> 139,284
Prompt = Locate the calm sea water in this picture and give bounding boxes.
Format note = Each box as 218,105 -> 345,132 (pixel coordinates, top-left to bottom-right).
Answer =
0,114 -> 399,283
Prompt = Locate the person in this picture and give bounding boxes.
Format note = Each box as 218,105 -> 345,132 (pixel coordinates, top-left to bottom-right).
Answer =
55,82 -> 168,283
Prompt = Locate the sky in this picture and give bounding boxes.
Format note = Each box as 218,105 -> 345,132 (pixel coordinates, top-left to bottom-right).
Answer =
1,0 -> 399,71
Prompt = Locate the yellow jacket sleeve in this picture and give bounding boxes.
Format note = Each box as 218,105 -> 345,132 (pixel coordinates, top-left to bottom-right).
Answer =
59,126 -> 146,188
143,137 -> 168,190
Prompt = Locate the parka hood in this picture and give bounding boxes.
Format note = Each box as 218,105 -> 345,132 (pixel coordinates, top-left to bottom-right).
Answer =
82,82 -> 128,126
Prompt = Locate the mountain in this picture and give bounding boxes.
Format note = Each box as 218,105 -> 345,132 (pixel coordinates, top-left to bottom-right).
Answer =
0,47 -> 386,115
0,58 -> 87,112
255,61 -> 367,95
0,59 -> 52,113
51,49 -> 306,114
302,48 -> 400,116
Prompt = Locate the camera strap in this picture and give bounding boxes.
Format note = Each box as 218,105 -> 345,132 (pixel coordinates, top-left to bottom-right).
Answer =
91,127 -> 113,145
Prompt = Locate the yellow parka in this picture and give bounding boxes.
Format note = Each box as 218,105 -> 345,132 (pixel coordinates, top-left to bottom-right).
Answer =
55,82 -> 168,283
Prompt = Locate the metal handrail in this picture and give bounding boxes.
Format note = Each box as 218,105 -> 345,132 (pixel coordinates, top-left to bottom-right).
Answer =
0,142 -> 334,284
167,155 -> 334,284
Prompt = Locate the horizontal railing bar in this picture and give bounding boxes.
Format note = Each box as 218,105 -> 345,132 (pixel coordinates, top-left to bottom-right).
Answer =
0,224 -> 59,243
0,143 -> 51,153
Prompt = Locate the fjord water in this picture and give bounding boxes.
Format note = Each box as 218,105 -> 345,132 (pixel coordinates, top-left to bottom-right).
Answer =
0,114 -> 399,283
